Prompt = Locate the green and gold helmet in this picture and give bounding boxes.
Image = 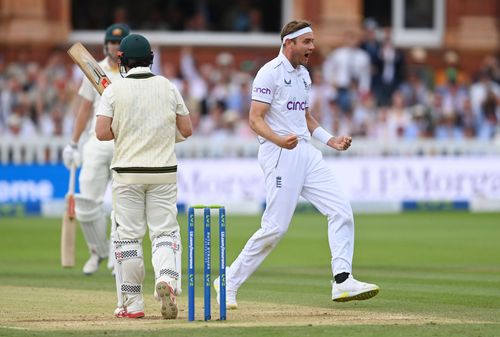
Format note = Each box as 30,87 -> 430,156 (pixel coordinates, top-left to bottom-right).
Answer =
104,23 -> 130,43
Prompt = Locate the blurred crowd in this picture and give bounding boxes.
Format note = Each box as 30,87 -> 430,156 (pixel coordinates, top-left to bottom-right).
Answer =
1,21 -> 500,143
73,0 -> 277,32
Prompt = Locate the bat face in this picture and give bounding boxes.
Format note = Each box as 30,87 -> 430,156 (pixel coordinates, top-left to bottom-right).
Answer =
83,56 -> 109,89
61,164 -> 77,268
68,43 -> 110,95
61,194 -> 77,267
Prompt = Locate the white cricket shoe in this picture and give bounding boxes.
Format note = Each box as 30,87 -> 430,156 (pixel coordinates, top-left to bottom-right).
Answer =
82,253 -> 102,275
213,276 -> 238,309
331,275 -> 380,302
156,281 -> 178,319
122,294 -> 145,319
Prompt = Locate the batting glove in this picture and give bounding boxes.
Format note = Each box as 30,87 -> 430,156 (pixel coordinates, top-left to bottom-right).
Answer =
62,143 -> 82,169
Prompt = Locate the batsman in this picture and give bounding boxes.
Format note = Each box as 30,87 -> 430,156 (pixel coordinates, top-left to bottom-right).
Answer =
63,23 -> 130,275
96,34 -> 192,319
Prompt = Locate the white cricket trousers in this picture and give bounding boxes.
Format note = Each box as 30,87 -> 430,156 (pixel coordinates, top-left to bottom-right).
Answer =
112,181 -> 180,241
80,136 -> 114,201
227,140 -> 354,290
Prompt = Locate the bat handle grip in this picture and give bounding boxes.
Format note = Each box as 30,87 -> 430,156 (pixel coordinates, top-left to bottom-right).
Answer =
68,163 -> 76,195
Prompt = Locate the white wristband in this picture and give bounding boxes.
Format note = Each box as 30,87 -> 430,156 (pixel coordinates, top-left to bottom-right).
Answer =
312,127 -> 333,144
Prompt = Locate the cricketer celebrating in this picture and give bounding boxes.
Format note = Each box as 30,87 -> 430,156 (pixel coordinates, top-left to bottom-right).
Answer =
63,23 -> 130,275
214,20 -> 379,308
95,34 -> 192,319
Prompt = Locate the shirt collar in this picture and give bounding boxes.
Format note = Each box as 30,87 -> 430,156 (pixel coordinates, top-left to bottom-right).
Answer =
125,67 -> 153,77
278,52 -> 296,73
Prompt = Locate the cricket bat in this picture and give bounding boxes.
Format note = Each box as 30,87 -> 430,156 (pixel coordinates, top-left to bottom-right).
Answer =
61,164 -> 77,267
68,42 -> 110,95
67,42 -> 186,142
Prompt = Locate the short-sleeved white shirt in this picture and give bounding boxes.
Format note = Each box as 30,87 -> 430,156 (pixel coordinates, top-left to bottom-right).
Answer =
251,52 -> 312,143
78,57 -> 121,135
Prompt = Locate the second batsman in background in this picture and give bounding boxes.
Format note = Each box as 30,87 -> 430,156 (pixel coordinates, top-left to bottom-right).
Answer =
96,34 -> 192,319
62,23 -> 130,275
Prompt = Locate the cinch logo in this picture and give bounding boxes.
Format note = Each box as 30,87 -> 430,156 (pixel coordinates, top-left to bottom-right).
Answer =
287,101 -> 307,111
253,87 -> 271,95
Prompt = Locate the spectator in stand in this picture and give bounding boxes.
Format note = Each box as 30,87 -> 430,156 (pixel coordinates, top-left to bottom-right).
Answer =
481,54 -> 500,85
360,18 -> 381,99
470,70 -> 500,138
199,100 -> 226,136
434,66 -> 469,140
435,51 -> 468,87
323,30 -> 371,115
461,98 -> 477,139
179,47 -> 210,106
407,47 -> 434,90
5,103 -> 36,138
477,88 -> 499,140
373,28 -> 405,107
385,91 -> 413,140
224,0 -> 253,32
351,92 -> 375,137
399,70 -> 430,107
309,68 -> 336,134
162,62 -> 183,92
226,73 -> 252,117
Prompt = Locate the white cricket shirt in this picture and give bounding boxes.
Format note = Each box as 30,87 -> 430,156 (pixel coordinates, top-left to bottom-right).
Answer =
97,67 -> 189,183
251,52 -> 312,143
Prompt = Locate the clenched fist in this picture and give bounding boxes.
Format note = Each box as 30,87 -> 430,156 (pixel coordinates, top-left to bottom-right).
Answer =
327,136 -> 352,151
278,134 -> 299,149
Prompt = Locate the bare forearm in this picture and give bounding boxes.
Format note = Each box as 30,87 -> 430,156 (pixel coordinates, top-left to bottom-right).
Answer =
305,111 -> 320,134
249,115 -> 282,145
95,116 -> 114,141
71,99 -> 93,143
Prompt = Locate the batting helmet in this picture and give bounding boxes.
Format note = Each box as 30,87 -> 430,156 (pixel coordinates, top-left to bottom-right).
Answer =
104,23 -> 130,43
118,34 -> 153,68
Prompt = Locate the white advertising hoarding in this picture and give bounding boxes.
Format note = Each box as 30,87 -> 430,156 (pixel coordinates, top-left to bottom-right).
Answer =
177,157 -> 500,207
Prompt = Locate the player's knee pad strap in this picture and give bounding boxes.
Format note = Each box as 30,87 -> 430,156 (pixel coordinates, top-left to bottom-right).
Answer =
153,233 -> 181,253
152,232 -> 182,295
115,239 -> 143,262
121,282 -> 142,294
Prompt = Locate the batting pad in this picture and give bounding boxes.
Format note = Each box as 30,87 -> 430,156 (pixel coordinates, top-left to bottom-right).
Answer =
74,194 -> 109,258
115,239 -> 145,309
152,232 -> 182,295
108,211 -> 117,270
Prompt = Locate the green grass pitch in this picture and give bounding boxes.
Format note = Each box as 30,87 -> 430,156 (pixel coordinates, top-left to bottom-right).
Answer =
0,212 -> 499,337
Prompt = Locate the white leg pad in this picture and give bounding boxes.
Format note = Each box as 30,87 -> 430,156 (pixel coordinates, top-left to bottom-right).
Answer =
75,194 -> 109,258
152,232 -> 182,296
108,211 -> 117,269
115,239 -> 144,310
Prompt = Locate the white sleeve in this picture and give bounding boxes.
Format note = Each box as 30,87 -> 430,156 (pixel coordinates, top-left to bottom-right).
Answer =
96,85 -> 114,118
172,85 -> 189,116
78,77 -> 98,102
251,68 -> 274,104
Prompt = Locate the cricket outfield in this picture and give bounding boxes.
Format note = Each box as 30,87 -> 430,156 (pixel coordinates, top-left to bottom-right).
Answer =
0,212 -> 499,337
